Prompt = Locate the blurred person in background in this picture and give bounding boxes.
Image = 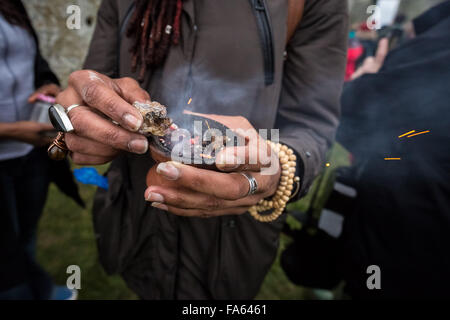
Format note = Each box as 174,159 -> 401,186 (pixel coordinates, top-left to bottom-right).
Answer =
338,0 -> 450,298
337,1 -> 450,298
0,0 -> 77,300
281,0 -> 450,299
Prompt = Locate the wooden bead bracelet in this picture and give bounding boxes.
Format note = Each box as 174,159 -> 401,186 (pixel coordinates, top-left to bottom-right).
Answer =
248,141 -> 300,223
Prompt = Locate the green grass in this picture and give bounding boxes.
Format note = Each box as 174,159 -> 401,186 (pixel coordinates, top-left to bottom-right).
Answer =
37,164 -> 137,300
36,144 -> 349,300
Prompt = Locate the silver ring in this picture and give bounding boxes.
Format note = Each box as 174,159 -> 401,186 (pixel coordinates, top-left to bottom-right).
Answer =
239,172 -> 258,197
66,104 -> 80,114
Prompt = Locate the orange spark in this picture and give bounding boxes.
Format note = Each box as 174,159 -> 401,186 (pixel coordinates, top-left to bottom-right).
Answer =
407,130 -> 430,138
398,130 -> 415,138
187,98 -> 192,105
325,163 -> 330,167
384,158 -> 401,160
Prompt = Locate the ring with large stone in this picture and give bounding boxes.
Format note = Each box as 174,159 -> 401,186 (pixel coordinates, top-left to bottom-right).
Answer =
48,132 -> 69,161
239,172 -> 258,197
48,104 -> 74,133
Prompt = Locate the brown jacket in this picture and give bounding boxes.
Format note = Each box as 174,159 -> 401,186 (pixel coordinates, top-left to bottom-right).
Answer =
85,0 -> 348,299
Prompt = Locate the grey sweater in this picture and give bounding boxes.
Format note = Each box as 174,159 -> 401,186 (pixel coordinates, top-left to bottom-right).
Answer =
0,14 -> 36,161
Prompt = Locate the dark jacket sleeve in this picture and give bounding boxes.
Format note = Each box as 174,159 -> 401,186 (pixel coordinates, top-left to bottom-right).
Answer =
34,50 -> 60,88
83,0 -> 120,76
276,0 -> 348,196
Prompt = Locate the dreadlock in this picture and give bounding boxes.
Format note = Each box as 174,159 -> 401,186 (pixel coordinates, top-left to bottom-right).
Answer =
127,0 -> 184,81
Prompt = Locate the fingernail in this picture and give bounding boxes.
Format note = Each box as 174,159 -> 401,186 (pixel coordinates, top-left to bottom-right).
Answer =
128,139 -> 148,154
152,202 -> 168,211
145,192 -> 164,203
156,162 -> 180,180
123,113 -> 142,131
216,153 -> 239,170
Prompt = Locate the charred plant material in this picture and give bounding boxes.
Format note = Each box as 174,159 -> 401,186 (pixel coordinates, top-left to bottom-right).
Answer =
133,101 -> 173,136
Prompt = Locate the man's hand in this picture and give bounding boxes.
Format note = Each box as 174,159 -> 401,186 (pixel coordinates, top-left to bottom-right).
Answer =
0,121 -> 54,147
144,113 -> 281,217
56,70 -> 151,165
28,83 -> 61,103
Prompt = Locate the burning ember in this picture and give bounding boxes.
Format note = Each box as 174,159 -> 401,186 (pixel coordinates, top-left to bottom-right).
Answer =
156,127 -> 230,162
152,114 -> 233,165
